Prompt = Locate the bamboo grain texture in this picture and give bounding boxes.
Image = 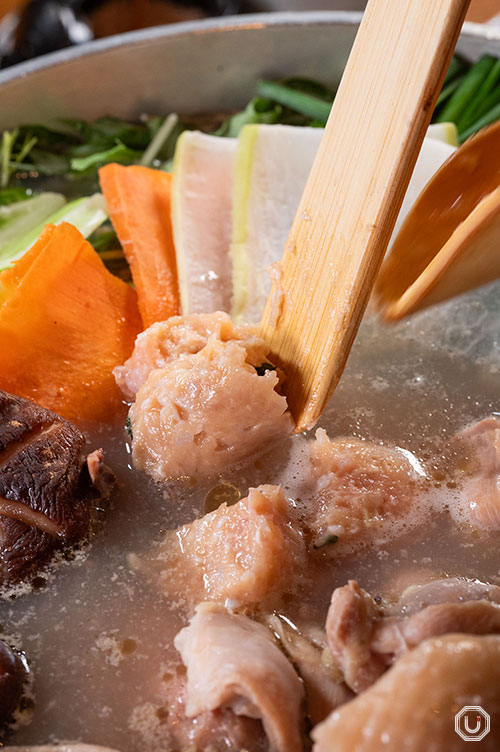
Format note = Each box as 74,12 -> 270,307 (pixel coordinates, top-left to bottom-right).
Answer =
260,0 -> 471,432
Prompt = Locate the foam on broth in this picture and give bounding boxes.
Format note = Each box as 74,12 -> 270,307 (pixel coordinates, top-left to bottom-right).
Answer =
2,281 -> 500,751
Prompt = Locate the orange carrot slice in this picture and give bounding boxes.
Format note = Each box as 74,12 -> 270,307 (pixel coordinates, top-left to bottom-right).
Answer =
0,222 -> 142,424
99,163 -> 180,327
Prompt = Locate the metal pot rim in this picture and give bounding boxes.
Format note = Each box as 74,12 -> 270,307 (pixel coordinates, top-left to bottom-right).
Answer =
1,10 -> 499,88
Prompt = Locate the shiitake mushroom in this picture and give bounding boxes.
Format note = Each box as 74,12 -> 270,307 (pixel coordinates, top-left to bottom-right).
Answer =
0,389 -> 114,586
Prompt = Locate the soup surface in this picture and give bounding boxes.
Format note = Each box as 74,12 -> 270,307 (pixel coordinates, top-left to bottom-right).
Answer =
2,279 -> 500,751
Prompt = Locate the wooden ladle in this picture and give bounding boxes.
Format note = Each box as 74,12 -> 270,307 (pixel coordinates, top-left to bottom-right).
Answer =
260,0 -> 471,432
375,119 -> 500,321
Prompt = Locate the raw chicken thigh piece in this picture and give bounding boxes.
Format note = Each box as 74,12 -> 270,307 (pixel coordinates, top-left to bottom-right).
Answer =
127,314 -> 292,480
454,417 -> 500,529
398,576 -> 500,614
308,429 -> 425,550
174,602 -> 305,752
164,673 -> 267,752
312,634 -> 500,752
326,580 -> 389,693
327,579 -> 500,692
267,614 -> 354,725
133,484 -> 306,608
114,311 -> 265,399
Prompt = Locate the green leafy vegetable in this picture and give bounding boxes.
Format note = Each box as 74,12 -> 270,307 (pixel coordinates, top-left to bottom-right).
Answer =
88,221 -> 119,253
1,129 -> 38,187
0,187 -> 32,206
215,98 -> 283,138
70,142 -> 142,173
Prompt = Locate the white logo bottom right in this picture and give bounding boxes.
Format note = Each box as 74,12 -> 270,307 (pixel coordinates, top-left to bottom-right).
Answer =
455,706 -> 491,742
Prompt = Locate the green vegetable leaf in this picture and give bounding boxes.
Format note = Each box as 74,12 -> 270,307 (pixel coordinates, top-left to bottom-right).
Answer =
70,142 -> 142,173
215,98 -> 283,138
0,187 -> 32,206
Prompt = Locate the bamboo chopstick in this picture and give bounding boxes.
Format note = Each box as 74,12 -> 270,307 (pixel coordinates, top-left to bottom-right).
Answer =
260,0 -> 471,432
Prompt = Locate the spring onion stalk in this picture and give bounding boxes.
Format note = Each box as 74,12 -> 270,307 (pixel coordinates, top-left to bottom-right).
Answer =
140,113 -> 179,167
255,80 -> 332,123
434,74 -> 466,109
458,100 -> 500,143
456,60 -> 500,133
1,131 -> 17,187
0,192 -> 108,269
460,85 -> 500,131
442,55 -> 468,87
437,55 -> 496,125
467,85 -> 500,125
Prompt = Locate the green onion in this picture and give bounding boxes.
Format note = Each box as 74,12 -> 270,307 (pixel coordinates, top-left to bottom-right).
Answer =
437,55 -> 497,125
443,55 -> 469,87
256,80 -> 331,123
456,59 -> 500,133
458,100 -> 500,143
434,74 -> 466,110
140,113 -> 179,167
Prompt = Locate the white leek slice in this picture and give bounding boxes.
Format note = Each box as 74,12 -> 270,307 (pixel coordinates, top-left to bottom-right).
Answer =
0,192 -> 108,269
231,123 -> 456,323
231,124 -> 321,323
426,122 -> 459,147
171,131 -> 236,314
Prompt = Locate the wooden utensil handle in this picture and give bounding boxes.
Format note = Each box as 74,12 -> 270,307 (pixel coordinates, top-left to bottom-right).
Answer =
260,0 -> 470,432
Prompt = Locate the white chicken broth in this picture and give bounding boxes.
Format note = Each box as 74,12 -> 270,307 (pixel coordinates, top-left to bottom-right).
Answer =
1,276 -> 499,750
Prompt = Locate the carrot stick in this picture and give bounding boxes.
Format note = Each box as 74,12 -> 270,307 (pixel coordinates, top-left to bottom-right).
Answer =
0,222 -> 142,424
99,163 -> 180,327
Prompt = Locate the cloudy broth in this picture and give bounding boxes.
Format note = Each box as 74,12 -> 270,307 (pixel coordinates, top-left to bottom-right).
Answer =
2,280 -> 500,751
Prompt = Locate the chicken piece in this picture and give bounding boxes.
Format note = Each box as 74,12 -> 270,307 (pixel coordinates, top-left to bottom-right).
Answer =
174,602 -> 305,752
0,390 -> 114,585
114,311 -> 266,399
454,417 -> 500,529
326,580 -> 388,693
127,314 -> 292,480
373,600 -> 500,657
0,639 -> 26,729
398,576 -> 500,614
308,429 -> 425,551
267,614 -> 354,725
313,634 -> 500,752
133,484 -> 306,608
164,672 -> 267,752
327,579 -> 500,693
